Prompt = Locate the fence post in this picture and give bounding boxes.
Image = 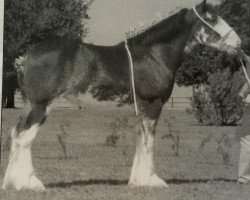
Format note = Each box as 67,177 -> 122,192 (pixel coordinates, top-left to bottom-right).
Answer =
171,97 -> 174,108
0,0 -> 4,165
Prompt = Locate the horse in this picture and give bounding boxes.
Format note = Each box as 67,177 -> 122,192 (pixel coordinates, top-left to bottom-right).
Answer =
2,0 -> 242,191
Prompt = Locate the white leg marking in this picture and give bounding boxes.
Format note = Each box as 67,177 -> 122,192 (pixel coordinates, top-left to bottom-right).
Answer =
46,104 -> 53,115
129,119 -> 168,187
2,125 -> 45,191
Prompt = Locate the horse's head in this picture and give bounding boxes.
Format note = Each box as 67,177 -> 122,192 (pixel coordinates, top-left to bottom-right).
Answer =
186,0 -> 241,55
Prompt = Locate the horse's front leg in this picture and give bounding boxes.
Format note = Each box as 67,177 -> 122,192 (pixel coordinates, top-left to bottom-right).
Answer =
129,100 -> 168,187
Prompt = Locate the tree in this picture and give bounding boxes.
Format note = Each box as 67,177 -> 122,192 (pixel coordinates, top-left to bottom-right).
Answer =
3,0 -> 92,108
176,0 -> 249,87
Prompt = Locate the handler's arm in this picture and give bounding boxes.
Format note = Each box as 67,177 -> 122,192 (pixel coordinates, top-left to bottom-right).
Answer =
239,52 -> 250,98
239,83 -> 250,98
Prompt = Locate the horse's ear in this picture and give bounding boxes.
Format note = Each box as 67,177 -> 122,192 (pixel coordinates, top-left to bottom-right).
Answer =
201,0 -> 207,13
186,0 -> 206,23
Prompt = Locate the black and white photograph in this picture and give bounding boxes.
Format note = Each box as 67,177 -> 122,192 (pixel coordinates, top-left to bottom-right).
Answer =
0,0 -> 249,199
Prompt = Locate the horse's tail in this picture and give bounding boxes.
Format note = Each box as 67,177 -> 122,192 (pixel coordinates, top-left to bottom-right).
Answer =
14,56 -> 26,72
14,56 -> 28,101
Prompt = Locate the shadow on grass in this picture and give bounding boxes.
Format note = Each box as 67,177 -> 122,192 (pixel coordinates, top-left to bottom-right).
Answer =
46,178 -> 237,188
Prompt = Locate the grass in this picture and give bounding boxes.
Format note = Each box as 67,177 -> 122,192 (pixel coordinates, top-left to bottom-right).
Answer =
1,104 -> 250,200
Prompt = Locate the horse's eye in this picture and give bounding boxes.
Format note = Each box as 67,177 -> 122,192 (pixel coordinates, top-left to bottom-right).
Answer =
205,13 -> 217,23
210,16 -> 217,23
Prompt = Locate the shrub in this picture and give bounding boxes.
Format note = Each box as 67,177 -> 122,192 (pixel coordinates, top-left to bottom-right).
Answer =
190,68 -> 245,126
105,134 -> 120,147
161,116 -> 180,156
200,132 -> 233,165
190,88 -> 215,124
105,116 -> 128,147
56,124 -> 68,159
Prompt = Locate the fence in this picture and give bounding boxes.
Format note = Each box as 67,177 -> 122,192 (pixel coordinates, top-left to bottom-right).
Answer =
164,97 -> 191,109
14,94 -> 192,109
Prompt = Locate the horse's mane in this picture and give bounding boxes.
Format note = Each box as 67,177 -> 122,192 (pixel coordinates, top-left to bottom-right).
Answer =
128,8 -> 189,46
205,4 -> 219,15
126,7 -> 183,38
125,3 -> 218,47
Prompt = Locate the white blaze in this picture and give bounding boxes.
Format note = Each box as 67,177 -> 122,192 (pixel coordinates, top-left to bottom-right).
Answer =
195,27 -> 209,44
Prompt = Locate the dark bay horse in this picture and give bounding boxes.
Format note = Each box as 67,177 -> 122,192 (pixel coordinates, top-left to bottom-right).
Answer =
2,0 -> 241,191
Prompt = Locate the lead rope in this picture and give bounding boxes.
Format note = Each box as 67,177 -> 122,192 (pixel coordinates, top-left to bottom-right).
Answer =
125,38 -> 154,175
240,59 -> 250,87
239,50 -> 250,87
125,39 -> 139,116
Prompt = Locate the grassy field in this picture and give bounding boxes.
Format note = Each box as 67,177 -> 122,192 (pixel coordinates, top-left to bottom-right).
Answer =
0,103 -> 250,200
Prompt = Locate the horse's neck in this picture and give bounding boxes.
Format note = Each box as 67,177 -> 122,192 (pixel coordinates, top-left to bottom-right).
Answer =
129,27 -> 192,68
128,10 -> 193,62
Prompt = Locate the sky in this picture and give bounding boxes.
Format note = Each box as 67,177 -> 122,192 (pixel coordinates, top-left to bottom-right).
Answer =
85,0 -> 221,45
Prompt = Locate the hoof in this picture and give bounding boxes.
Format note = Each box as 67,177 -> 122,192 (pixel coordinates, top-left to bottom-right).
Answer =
150,175 -> 168,187
27,176 -> 46,191
129,174 -> 168,188
2,175 -> 46,191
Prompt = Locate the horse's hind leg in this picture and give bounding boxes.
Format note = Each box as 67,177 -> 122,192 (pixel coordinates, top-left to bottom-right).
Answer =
2,102 -> 49,191
129,99 -> 168,187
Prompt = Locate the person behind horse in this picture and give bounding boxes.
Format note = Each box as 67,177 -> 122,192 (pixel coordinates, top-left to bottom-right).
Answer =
237,51 -> 250,184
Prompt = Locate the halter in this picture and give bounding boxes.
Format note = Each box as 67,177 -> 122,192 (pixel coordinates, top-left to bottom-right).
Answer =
192,6 -> 234,48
